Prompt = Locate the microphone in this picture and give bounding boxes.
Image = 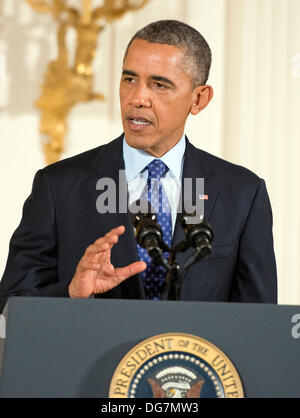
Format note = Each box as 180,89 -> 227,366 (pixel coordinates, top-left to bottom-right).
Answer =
131,201 -> 171,271
180,202 -> 213,264
181,215 -> 213,259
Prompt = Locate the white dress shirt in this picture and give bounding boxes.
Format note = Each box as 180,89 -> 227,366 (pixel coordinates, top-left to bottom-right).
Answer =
123,134 -> 186,233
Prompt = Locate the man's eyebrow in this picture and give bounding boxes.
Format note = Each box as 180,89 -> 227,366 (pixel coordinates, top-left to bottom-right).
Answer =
122,70 -> 138,77
122,70 -> 175,87
151,75 -> 175,87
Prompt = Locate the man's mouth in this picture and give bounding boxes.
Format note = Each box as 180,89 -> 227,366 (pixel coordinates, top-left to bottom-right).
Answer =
127,116 -> 153,130
128,117 -> 152,124
131,119 -> 150,125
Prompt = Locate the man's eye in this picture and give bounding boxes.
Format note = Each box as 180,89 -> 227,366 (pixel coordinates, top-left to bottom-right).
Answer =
123,77 -> 134,83
154,82 -> 166,89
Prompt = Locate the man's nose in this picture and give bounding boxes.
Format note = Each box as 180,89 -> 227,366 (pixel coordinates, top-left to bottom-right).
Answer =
129,83 -> 151,108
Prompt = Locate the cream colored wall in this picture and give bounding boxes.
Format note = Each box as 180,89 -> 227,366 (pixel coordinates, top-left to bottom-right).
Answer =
0,0 -> 299,305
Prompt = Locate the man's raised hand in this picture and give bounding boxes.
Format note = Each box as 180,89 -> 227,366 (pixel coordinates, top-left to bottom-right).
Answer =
68,226 -> 146,298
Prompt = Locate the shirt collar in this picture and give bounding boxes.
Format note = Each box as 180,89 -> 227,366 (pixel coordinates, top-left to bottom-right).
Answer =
123,133 -> 186,182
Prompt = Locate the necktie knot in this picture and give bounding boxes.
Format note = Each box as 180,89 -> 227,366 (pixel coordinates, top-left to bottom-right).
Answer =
147,159 -> 168,181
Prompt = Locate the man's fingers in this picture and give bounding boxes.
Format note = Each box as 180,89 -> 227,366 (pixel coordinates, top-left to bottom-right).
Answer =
115,261 -> 147,282
101,264 -> 115,276
85,233 -> 119,256
85,226 -> 125,256
78,261 -> 101,272
95,226 -> 125,245
85,242 -> 110,256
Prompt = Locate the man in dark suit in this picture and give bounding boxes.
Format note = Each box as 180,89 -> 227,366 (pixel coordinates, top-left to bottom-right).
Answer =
0,20 -> 277,312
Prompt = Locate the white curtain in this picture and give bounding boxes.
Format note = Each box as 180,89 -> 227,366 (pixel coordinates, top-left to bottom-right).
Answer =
222,0 -> 300,304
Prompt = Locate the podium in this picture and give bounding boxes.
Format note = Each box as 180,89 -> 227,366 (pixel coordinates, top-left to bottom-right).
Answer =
0,297 -> 300,398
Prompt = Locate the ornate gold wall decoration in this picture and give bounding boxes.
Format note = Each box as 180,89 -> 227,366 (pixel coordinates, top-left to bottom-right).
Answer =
25,0 -> 149,165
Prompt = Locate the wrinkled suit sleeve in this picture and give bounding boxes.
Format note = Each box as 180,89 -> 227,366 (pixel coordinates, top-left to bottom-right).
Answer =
231,179 -> 277,302
0,170 -> 71,313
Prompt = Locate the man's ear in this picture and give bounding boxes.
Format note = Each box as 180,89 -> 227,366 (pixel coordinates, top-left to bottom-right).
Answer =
190,85 -> 213,115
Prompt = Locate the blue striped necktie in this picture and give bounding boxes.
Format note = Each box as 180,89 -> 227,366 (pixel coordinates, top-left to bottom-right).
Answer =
137,159 -> 172,300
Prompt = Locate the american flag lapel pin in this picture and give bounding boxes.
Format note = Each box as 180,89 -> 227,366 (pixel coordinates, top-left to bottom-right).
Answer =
199,194 -> 208,200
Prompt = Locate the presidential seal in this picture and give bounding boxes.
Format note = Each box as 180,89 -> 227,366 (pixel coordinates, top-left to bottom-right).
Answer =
109,333 -> 244,398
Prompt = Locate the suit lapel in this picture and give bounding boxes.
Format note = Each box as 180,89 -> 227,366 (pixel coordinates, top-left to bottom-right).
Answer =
85,135 -> 145,299
172,138 -> 220,264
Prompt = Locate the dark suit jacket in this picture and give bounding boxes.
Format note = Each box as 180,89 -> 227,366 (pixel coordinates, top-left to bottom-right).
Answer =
0,135 -> 277,312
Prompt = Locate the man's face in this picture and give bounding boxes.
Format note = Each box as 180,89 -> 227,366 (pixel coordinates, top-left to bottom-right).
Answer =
120,39 -> 201,157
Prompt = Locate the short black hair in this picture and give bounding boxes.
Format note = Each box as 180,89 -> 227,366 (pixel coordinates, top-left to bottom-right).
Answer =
124,20 -> 212,87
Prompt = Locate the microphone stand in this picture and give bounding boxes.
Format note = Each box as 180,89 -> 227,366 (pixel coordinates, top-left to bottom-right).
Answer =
164,221 -> 213,300
132,207 -> 213,301
165,243 -> 211,301
166,261 -> 181,301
